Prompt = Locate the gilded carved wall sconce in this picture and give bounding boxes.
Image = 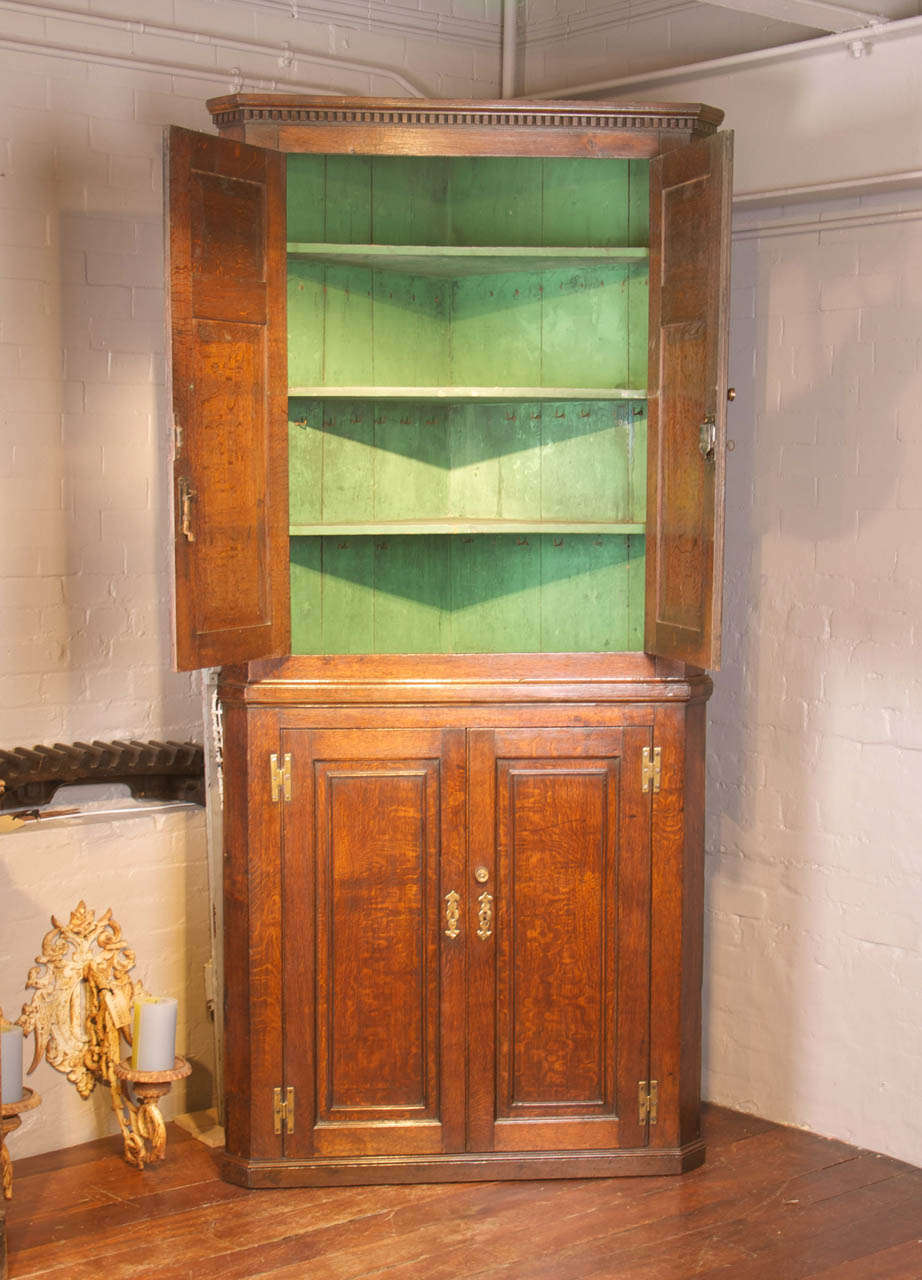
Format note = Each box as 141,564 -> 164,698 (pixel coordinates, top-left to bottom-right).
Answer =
16,902 -> 189,1171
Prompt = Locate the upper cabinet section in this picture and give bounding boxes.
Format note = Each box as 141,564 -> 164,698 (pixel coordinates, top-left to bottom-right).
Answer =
166,97 -> 730,672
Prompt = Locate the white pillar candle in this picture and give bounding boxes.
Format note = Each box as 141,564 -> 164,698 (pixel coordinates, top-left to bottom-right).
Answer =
131,997 -> 178,1072
1,1021 -> 24,1104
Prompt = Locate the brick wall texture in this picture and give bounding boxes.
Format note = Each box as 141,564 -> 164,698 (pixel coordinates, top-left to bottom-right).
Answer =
705,194 -> 922,1167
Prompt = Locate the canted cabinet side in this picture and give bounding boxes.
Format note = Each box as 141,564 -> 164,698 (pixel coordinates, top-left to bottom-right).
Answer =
167,126 -> 290,670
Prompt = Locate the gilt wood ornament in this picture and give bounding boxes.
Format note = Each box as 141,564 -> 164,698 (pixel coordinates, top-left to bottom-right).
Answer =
18,903 -> 185,1169
19,901 -> 145,1098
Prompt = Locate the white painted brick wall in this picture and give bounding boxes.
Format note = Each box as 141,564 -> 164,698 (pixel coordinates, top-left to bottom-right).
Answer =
0,5 -> 490,1160
705,192 -> 922,1168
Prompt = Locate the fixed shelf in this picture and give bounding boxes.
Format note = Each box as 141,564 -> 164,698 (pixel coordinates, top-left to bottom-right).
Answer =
287,243 -> 649,276
289,520 -> 646,537
288,386 -> 647,401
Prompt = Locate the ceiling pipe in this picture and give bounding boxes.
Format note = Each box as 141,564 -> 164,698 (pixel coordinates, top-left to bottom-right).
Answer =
530,11 -> 922,98
0,0 -> 427,96
501,0 -> 517,98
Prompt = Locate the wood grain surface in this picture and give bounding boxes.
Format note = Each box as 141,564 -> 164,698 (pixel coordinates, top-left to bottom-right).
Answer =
5,1106 -> 921,1279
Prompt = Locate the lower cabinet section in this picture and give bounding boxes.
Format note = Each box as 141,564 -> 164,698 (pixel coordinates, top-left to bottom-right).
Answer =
219,655 -> 709,1187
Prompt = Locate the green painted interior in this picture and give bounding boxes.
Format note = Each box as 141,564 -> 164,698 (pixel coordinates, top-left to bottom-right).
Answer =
285,154 -> 650,655
290,534 -> 645,655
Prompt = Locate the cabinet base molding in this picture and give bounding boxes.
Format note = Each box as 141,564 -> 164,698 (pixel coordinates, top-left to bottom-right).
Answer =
220,1141 -> 706,1189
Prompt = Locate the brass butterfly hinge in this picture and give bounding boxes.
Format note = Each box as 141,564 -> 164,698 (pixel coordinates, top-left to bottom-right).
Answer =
638,1079 -> 658,1125
273,1085 -> 295,1135
641,746 -> 661,794
270,752 -> 292,803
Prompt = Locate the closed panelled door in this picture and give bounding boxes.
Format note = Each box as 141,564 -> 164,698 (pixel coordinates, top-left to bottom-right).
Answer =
280,728 -> 467,1159
468,726 -> 653,1153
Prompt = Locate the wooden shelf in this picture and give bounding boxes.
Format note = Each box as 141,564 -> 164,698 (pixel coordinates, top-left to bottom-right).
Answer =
290,521 -> 646,537
288,387 -> 647,401
287,243 -> 649,276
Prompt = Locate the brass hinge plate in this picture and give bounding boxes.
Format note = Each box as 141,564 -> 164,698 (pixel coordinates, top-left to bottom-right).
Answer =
638,1079 -> 658,1125
641,746 -> 661,794
270,752 -> 292,803
273,1085 -> 295,1135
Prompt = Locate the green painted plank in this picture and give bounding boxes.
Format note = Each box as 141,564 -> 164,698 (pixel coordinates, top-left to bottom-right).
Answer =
321,263 -> 374,385
371,270 -> 450,386
540,265 -> 631,388
540,401 -> 631,523
318,537 -> 375,653
373,403 -> 450,522
287,260 -> 325,386
323,155 -> 372,243
627,261 -> 649,390
630,404 -> 647,523
286,244 -> 650,274
538,535 -> 633,652
286,154 -> 326,243
289,536 -> 323,653
540,158 -> 632,248
627,535 -> 646,650
448,158 -> 543,247
287,386 -> 648,400
449,534 -> 541,653
448,400 -> 540,521
372,536 -> 450,652
450,271 -> 543,387
319,400 -> 375,524
288,398 -> 323,525
628,159 -> 651,249
371,157 -> 451,244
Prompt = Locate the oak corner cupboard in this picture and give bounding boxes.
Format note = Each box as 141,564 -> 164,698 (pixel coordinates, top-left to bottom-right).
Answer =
166,94 -> 732,1187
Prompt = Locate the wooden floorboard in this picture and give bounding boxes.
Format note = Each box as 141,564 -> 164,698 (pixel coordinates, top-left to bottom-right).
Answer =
4,1106 -> 920,1279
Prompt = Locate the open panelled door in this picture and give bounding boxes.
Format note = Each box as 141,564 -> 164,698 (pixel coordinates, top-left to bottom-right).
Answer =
167,126 -> 289,671
645,131 -> 733,670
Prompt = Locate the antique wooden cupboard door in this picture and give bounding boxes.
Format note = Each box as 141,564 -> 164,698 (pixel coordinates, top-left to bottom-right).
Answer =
645,131 -> 733,670
280,728 -> 467,1158
468,726 -> 653,1152
166,127 -> 290,670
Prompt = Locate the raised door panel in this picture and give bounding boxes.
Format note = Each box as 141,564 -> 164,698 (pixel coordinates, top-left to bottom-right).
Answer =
468,726 -> 652,1153
281,728 -> 466,1159
645,131 -> 733,670
167,126 -> 289,670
